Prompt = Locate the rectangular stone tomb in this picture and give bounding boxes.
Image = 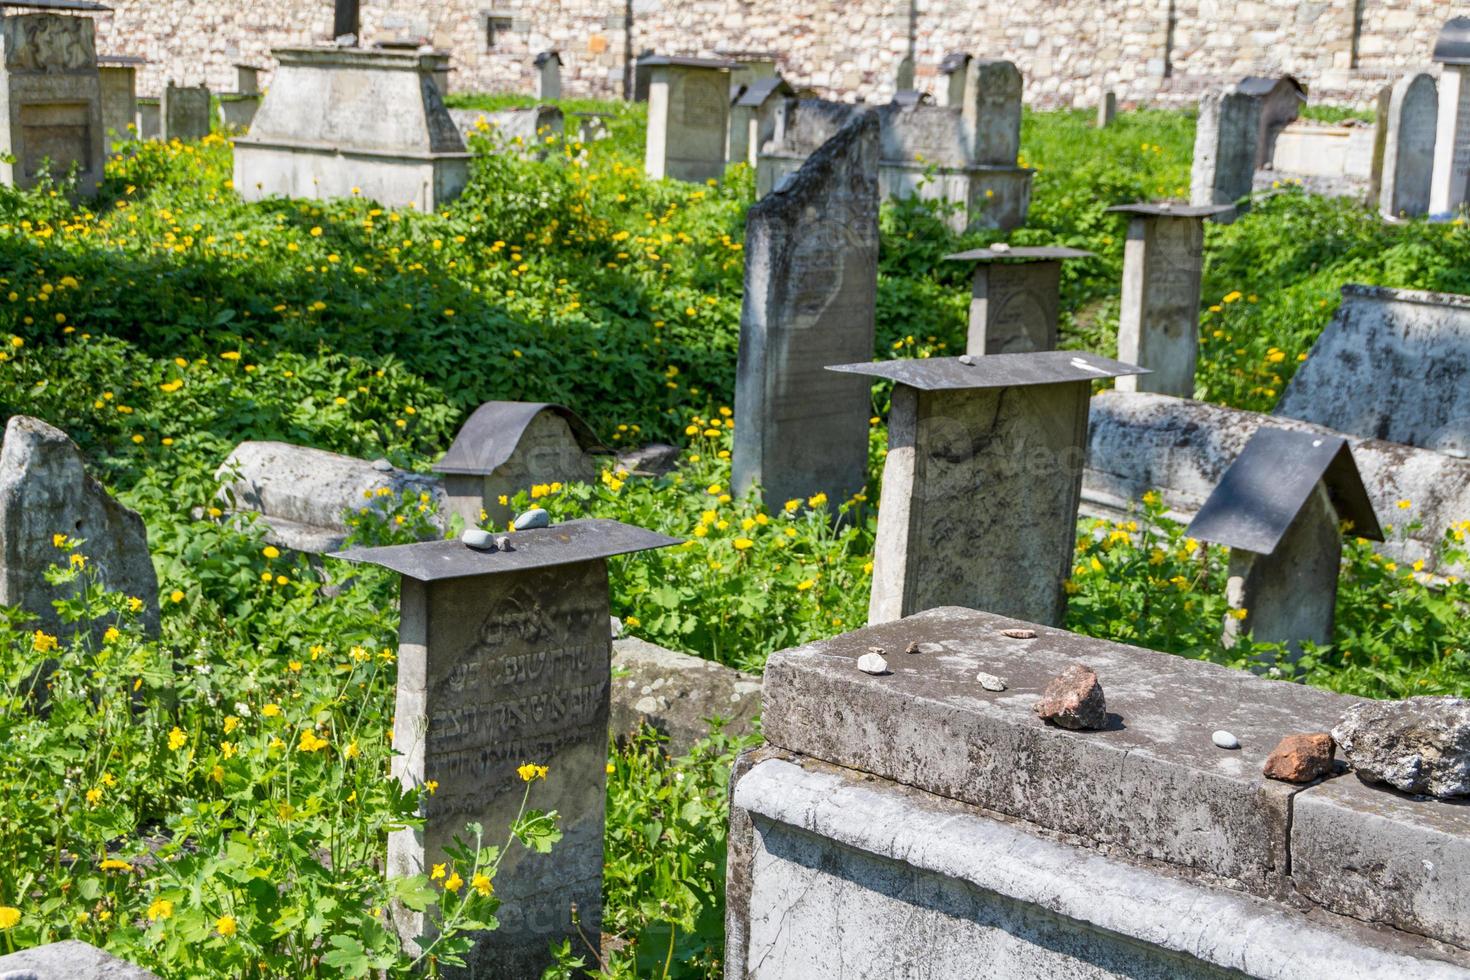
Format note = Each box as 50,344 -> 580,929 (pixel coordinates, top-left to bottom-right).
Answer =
233,46 -> 470,211
828,352 -> 1145,626
943,245 -> 1094,355
331,519 -> 678,979
728,605 -> 1470,978
0,11 -> 105,195
641,56 -> 735,183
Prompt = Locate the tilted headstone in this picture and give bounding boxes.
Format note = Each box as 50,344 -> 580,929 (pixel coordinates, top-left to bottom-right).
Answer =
534,49 -> 561,100
1187,428 -> 1381,656
0,416 -> 159,640
0,9 -> 105,195
829,352 -> 1145,626
1238,75 -> 1305,171
733,111 -> 879,512
217,441 -> 446,553
1381,73 -> 1438,219
433,402 -> 603,531
0,939 -> 159,978
97,55 -> 142,150
162,82 -> 210,141
331,519 -> 677,979
1190,86 -> 1262,217
1108,201 -> 1231,398
1431,17 -> 1470,216
936,51 -> 971,107
1098,89 -> 1117,127
642,56 -> 736,183
943,244 -> 1094,355
1275,284 -> 1470,450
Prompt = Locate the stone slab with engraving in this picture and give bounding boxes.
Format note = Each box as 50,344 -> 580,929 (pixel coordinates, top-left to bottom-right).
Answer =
1190,86 -> 1261,217
1382,73 -> 1438,219
162,82 -> 209,140
0,11 -> 105,195
944,245 -> 1094,355
642,56 -> 735,183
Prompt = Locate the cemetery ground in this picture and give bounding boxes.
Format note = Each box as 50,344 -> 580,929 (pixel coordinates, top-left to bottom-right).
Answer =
2,99 -> 1470,978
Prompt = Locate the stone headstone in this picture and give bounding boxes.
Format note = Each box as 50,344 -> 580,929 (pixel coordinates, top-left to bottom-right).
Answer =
534,50 -> 561,100
161,82 -> 210,140
1367,84 -> 1392,207
609,635 -> 761,752
732,111 -> 879,513
894,54 -> 915,92
943,245 -> 1094,355
1431,17 -> 1470,216
217,93 -> 259,132
1273,284 -> 1470,450
728,75 -> 791,168
642,56 -> 734,183
433,402 -> 602,531
0,939 -> 159,979
332,519 -> 677,979
1380,73 -> 1438,219
1239,75 -> 1305,171
830,353 -> 1144,626
1190,86 -> 1262,216
134,96 -> 158,140
236,63 -> 260,95
0,12 -> 105,195
963,58 -> 1022,166
1098,89 -> 1117,127
97,56 -> 141,150
0,416 -> 159,640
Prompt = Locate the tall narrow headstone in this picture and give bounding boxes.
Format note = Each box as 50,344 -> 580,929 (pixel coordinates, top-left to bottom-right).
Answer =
331,520 -> 678,979
98,55 -> 142,150
0,9 -> 105,195
733,111 -> 879,511
1431,17 -> 1470,216
236,64 -> 260,95
134,97 -> 159,140
936,52 -> 971,107
1381,74 -> 1439,219
1190,86 -> 1261,217
1097,90 -> 1117,127
829,352 -> 1145,626
642,56 -> 735,182
895,54 -> 915,93
534,50 -> 561,100
963,59 -> 1022,166
162,82 -> 210,140
1109,202 -> 1231,397
1366,84 -> 1391,208
943,244 -> 1094,355
729,75 -> 792,168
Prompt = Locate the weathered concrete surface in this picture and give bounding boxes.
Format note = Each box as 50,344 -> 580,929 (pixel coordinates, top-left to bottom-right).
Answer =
1381,73 -> 1438,219
1191,87 -> 1262,215
965,260 -> 1062,355
1274,285 -> 1470,451
0,939 -> 161,979
643,58 -> 732,182
1084,390 -> 1470,575
217,441 -> 446,553
1333,697 -> 1470,798
731,757 -> 1470,979
609,636 -> 761,752
0,416 -> 159,639
1293,772 -> 1470,950
761,606 -> 1355,892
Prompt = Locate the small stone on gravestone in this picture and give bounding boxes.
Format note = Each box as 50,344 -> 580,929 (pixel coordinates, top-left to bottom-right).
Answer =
976,671 -> 1006,691
1034,662 -> 1106,730
1001,628 -> 1036,639
1263,732 -> 1334,783
461,528 -> 496,550
856,651 -> 890,675
903,640 -> 941,655
1212,730 -> 1240,750
512,507 -> 550,530
1332,697 -> 1470,798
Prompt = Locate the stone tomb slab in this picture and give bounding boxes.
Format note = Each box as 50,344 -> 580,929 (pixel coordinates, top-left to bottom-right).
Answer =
97,55 -> 141,149
641,56 -> 735,183
943,245 -> 1094,355
760,606 -> 1355,892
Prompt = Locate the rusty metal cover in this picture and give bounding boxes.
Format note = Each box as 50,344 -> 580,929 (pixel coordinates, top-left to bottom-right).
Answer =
826,351 -> 1147,391
433,401 -> 607,476
944,245 -> 1095,263
1186,428 -> 1383,555
1107,202 -> 1235,218
329,518 -> 681,581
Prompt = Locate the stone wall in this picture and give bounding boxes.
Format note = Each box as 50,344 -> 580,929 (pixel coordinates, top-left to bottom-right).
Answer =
91,0 -> 1470,108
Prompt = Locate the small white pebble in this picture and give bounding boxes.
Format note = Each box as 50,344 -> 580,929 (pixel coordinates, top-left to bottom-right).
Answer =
857,652 -> 890,675
976,672 -> 1007,692
989,242 -> 1011,252
1212,730 -> 1240,750
958,354 -> 976,366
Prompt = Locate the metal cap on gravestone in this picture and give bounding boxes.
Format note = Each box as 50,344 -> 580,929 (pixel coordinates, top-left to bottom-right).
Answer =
943,244 -> 1095,355
534,49 -> 561,100
1106,201 -> 1231,399
330,518 -> 678,979
828,351 -> 1146,626
641,55 -> 738,182
1432,17 -> 1470,64
1187,428 -> 1381,657
937,52 -> 971,107
729,75 -> 793,167
432,401 -> 606,530
1431,18 -> 1470,215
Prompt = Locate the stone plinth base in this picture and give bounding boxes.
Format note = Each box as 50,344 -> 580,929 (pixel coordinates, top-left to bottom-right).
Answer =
233,141 -> 468,212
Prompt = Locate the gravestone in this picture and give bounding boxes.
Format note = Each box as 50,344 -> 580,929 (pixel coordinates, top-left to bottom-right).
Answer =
642,56 -> 735,182
828,352 -> 1144,626
0,416 -> 160,640
1098,89 -> 1116,127
1431,17 -> 1470,216
1109,201 -> 1232,397
134,95 -> 158,139
1187,428 -> 1382,656
0,8 -> 106,196
1190,86 -> 1262,216
943,244 -> 1094,355
534,50 -> 561,100
331,519 -> 677,979
1238,75 -> 1305,171
433,401 -> 603,531
936,52 -> 970,107
728,75 -> 791,167
963,58 -> 1022,166
733,111 -> 878,512
1274,284 -> 1470,450
894,54 -> 915,93
162,82 -> 210,140
97,54 -> 141,150
1381,73 -> 1438,219
236,63 -> 260,95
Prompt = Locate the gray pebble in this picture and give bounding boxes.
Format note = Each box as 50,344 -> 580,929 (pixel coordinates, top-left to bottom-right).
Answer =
857,652 -> 890,675
976,672 -> 1007,692
495,535 -> 512,551
371,458 -> 394,472
461,528 -> 496,551
1212,730 -> 1240,750
958,354 -> 976,366
513,508 -> 551,530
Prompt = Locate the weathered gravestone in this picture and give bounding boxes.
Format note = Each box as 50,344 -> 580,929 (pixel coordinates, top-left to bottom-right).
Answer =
642,56 -> 735,183
727,75 -> 791,168
0,7 -> 106,195
331,518 -> 678,979
732,111 -> 879,513
961,58 -> 1032,229
1239,75 -> 1305,171
0,415 -> 159,639
433,401 -> 603,531
1431,17 -> 1470,216
1273,284 -> 1470,451
0,939 -> 160,978
609,635 -> 761,753
162,82 -> 210,140
1190,85 -> 1262,217
894,54 -> 915,93
1186,428 -> 1382,657
134,95 -> 158,139
943,244 -> 1094,355
1108,201 -> 1232,398
936,52 -> 970,108
236,63 -> 260,95
97,54 -> 142,150
534,50 -> 560,100
829,352 -> 1144,626
1381,73 -> 1438,219
1098,89 -> 1116,127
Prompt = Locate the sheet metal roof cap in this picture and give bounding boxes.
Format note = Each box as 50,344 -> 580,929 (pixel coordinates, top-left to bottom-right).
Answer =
533,50 -> 561,67
737,76 -> 793,107
433,401 -> 607,476
1436,18 -> 1470,65
944,246 -> 1095,263
826,350 -> 1147,391
1107,201 -> 1235,218
330,518 -> 681,581
636,55 -> 738,70
939,52 -> 972,74
1186,427 -> 1383,555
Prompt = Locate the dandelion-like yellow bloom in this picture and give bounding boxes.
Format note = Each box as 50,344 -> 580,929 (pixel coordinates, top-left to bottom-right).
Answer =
216,915 -> 237,936
472,873 -> 493,897
297,729 -> 329,753
100,858 -> 132,872
168,727 -> 187,750
0,906 -> 20,930
32,630 -> 58,653
169,589 -> 185,603
147,898 -> 173,921
517,762 -> 549,782
733,538 -> 754,551
443,872 -> 463,893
